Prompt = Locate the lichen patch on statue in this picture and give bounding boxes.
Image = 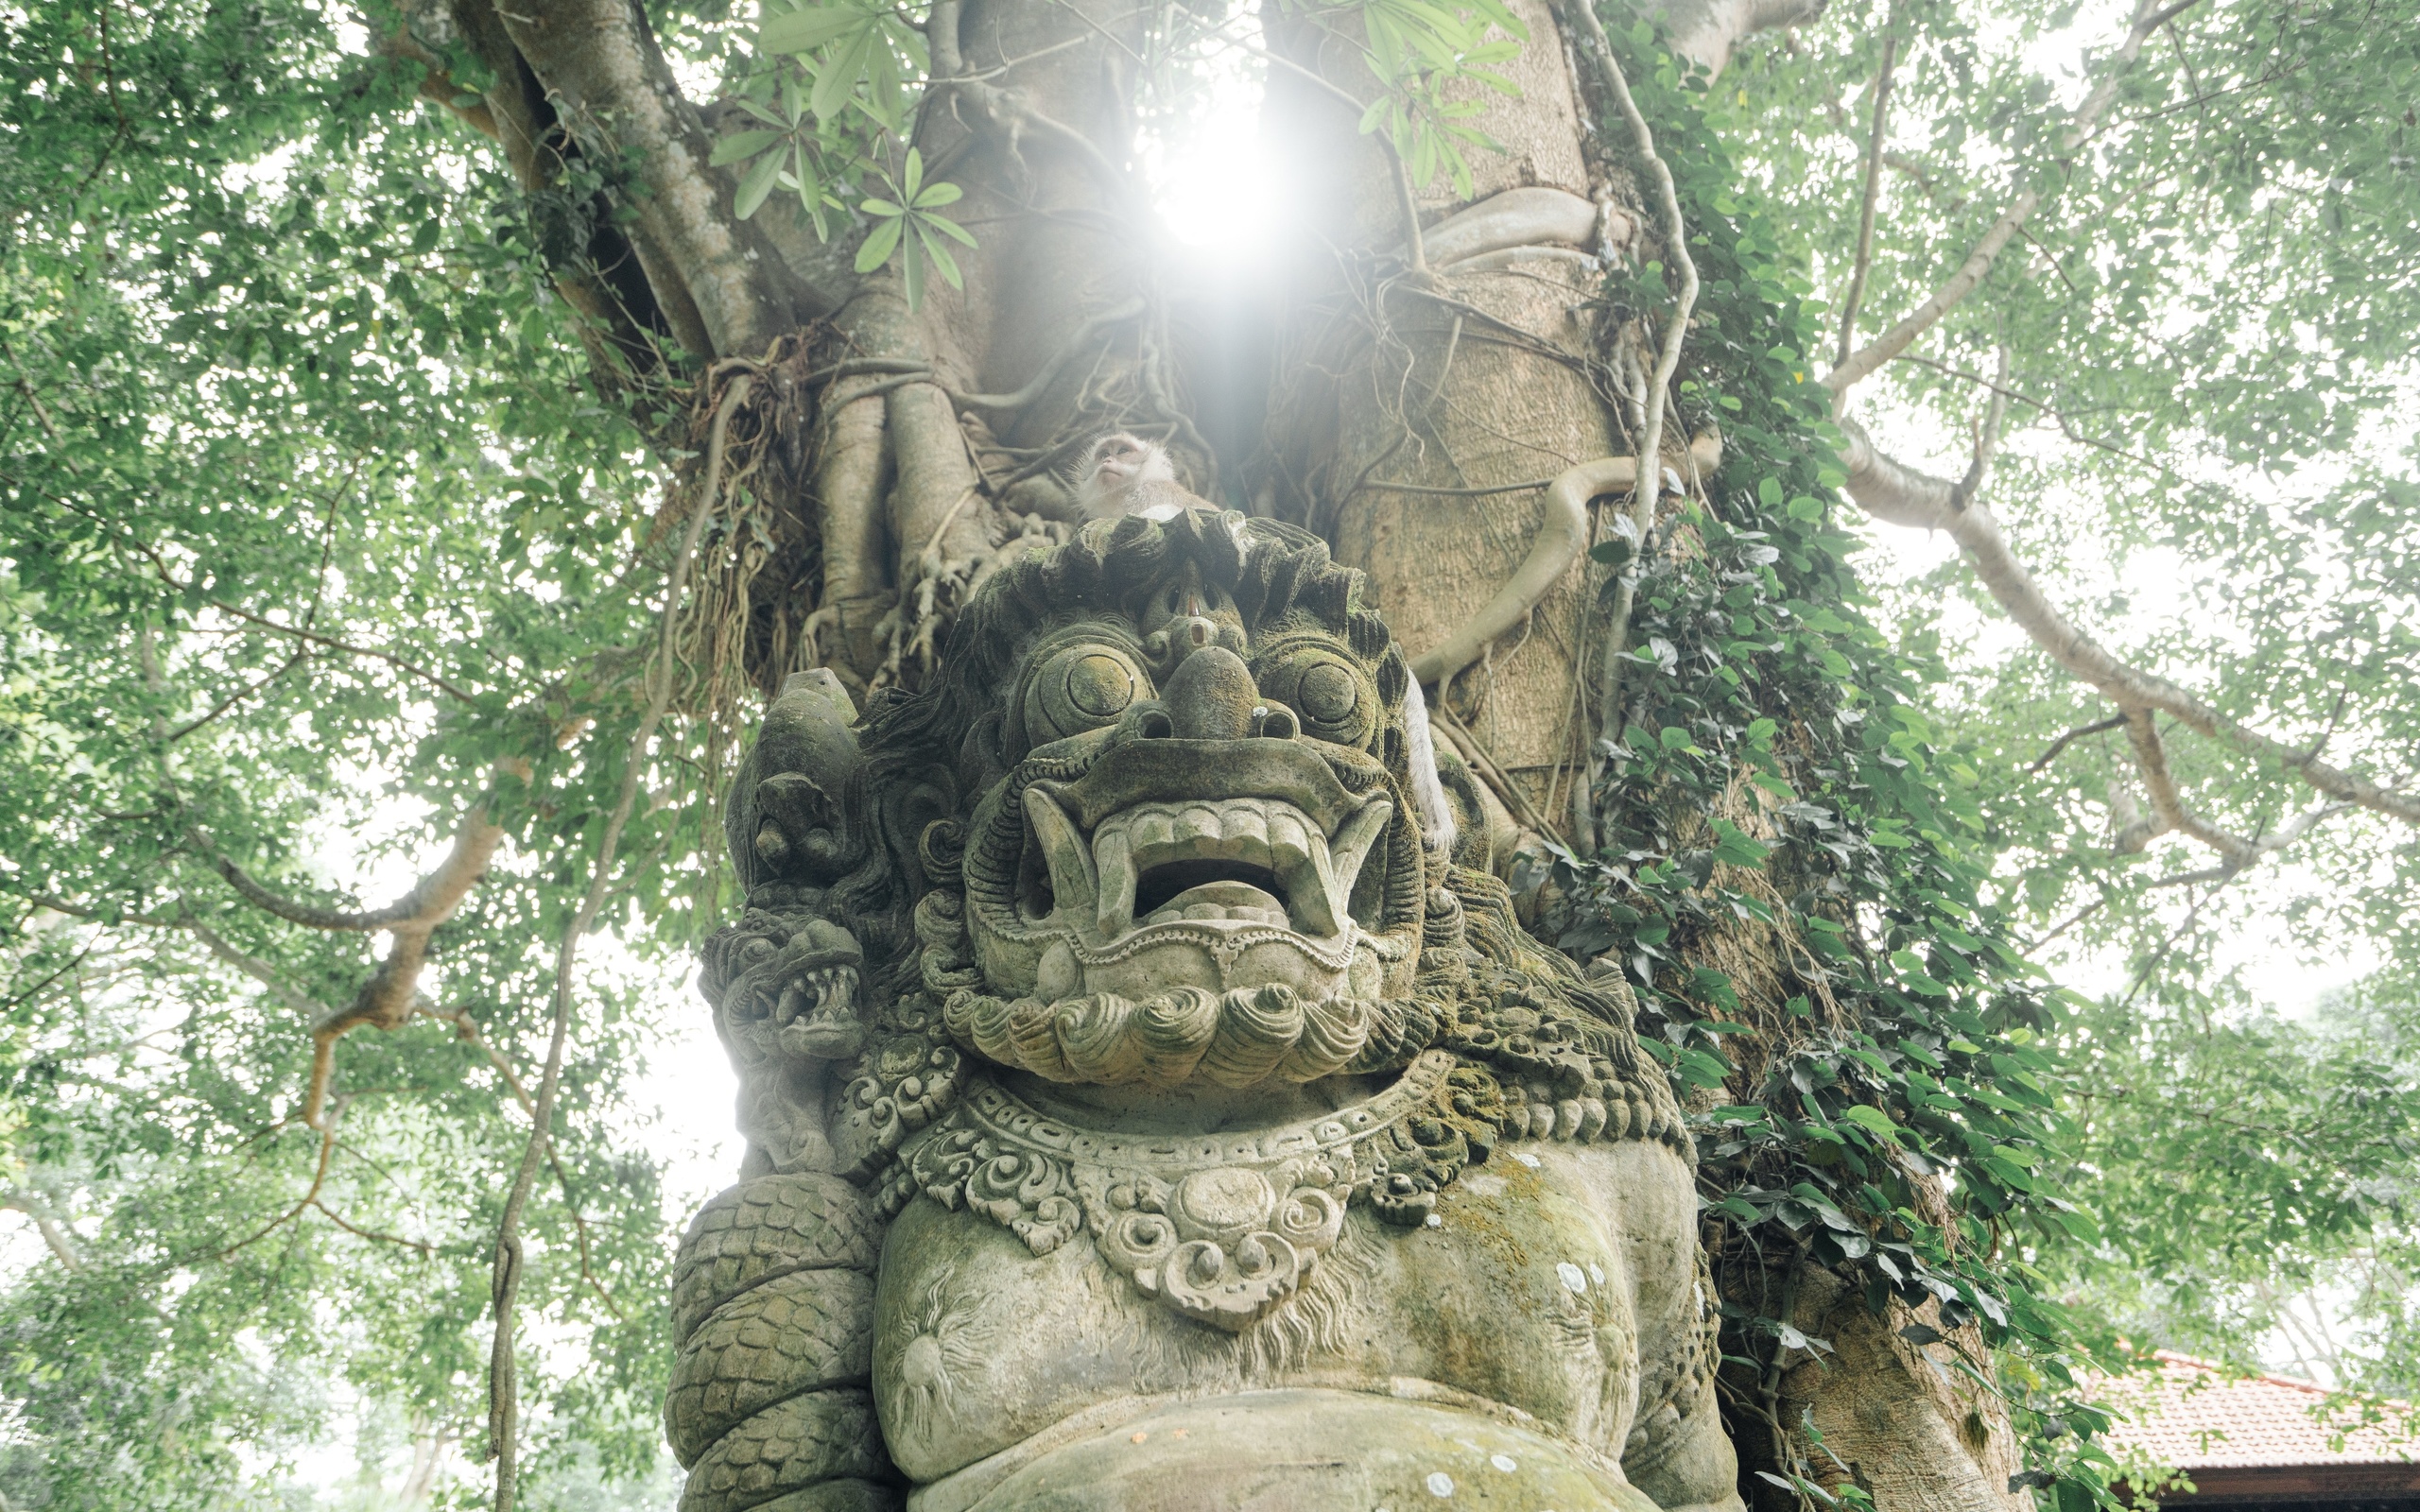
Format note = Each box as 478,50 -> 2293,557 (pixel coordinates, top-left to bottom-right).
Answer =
671,510 -> 1741,1512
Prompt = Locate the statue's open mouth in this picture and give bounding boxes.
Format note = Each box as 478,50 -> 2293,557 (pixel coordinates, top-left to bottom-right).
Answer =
1022,790 -> 1392,944
963,732 -> 1406,1009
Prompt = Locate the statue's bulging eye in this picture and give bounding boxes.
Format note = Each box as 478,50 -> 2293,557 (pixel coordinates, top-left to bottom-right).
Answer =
1255,644 -> 1378,747
1064,653 -> 1137,718
1295,663 -> 1357,724
1023,641 -> 1151,747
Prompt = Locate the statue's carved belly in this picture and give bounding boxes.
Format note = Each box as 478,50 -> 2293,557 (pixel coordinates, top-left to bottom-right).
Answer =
873,1137 -> 1680,1507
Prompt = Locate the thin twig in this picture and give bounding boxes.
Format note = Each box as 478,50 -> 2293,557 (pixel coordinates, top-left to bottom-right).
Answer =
1824,0 -> 2211,397
1566,3 -> 1699,850
2028,713 -> 2126,773
486,375 -> 747,1511
1835,417 -> 2420,828
1362,475 -> 1552,497
1837,37 -> 1897,371
310,1198 -> 437,1254
2022,897 -> 2107,952
1432,702 -> 1564,847
198,603 -> 476,704
423,1006 -> 624,1320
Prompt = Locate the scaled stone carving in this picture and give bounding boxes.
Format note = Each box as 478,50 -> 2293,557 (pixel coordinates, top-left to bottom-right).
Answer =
672,512 -> 1745,1512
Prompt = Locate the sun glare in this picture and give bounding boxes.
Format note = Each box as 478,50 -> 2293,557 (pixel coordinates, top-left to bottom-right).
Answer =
1147,55 -> 1281,257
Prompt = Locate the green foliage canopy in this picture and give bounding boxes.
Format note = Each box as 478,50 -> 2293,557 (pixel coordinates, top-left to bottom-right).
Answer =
2,0 -> 2417,1503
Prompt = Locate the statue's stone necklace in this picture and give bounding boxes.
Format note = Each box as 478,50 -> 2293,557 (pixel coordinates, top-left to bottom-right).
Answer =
897,1050 -> 1478,1332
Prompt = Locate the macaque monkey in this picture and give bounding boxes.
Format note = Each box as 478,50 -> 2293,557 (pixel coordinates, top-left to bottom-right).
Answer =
1073,432 -> 1460,855
1074,432 -> 1213,521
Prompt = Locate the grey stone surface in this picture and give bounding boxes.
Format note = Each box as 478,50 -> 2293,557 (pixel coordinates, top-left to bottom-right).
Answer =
671,515 -> 1745,1512
667,1266 -> 877,1466
934,1389 -> 1666,1511
678,1389 -> 892,1512
673,1172 -> 885,1346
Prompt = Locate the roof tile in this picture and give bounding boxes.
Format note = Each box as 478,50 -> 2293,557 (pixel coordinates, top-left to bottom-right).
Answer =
2100,1353 -> 2416,1469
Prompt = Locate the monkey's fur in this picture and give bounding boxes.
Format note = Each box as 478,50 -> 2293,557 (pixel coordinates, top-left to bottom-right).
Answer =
1072,432 -> 1212,522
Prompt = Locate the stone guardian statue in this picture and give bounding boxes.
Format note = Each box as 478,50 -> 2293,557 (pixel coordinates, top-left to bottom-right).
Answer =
669,511 -> 1744,1512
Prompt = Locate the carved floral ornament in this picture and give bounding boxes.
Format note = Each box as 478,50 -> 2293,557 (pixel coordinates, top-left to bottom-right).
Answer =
904,1051 -> 1461,1331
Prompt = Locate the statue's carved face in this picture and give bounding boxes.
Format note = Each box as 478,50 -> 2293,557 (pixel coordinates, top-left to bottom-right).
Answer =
942,527 -> 1429,1086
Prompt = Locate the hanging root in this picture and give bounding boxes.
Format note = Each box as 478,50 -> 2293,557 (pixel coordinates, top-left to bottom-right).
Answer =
1409,431 -> 1722,695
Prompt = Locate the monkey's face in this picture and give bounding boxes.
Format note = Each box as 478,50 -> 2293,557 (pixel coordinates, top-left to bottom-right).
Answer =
1085,432 -> 1161,490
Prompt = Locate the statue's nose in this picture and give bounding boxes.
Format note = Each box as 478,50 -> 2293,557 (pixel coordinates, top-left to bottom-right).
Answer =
1163,643 -> 1259,741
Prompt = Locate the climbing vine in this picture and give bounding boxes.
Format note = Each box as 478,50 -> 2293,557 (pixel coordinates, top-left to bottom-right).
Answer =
1538,17 -> 2137,1508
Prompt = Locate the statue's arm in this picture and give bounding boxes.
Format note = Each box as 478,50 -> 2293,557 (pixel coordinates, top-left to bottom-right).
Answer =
666,1171 -> 903,1512
1623,1349 -> 1749,1512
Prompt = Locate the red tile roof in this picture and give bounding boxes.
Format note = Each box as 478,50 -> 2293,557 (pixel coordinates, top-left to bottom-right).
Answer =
2101,1352 -> 2415,1469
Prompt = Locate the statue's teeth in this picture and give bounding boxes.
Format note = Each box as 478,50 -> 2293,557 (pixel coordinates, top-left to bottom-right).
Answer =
1172,804 -> 1223,850
1024,786 -> 1099,925
1095,826 -> 1135,938
1267,810 -> 1313,874
1076,798 -> 1383,942
1130,809 -> 1176,855
1221,802 -> 1269,856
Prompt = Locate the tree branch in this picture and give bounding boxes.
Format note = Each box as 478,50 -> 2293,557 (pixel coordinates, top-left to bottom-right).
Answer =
942,77 -> 1141,204
487,375 -> 747,1510
297,806 -> 511,1132
422,1005 -> 624,1320
184,764 -> 511,1130
180,918 -> 332,1019
4,1192 -> 83,1270
1824,0 -> 2206,396
1837,37 -> 1897,371
2028,713 -> 2126,772
1564,0 -> 1702,850
490,0 -> 812,354
1837,418 -> 2420,830
2122,710 -> 2257,867
1432,701 -> 1564,846
198,604 -> 477,703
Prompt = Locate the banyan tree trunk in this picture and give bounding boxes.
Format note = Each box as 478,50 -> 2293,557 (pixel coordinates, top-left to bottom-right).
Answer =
452,0 -> 2028,1501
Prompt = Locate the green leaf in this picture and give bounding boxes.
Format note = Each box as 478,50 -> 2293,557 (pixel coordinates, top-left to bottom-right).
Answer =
810,24 -> 876,120
902,228 -> 926,308
853,213 -> 904,272
709,129 -> 784,167
1709,819 -> 1771,868
1842,1105 -> 1904,1144
759,4 -> 866,53
1675,1046 -> 1734,1088
734,147 -> 785,220
914,220 -> 963,290
919,209 -> 977,247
